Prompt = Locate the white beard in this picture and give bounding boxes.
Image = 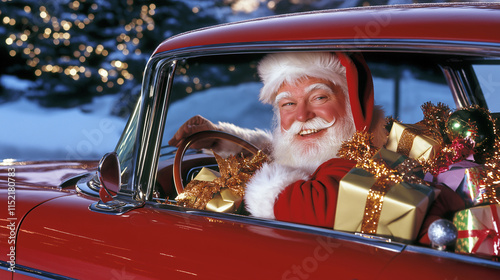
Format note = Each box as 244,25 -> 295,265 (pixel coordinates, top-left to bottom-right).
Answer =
271,115 -> 356,174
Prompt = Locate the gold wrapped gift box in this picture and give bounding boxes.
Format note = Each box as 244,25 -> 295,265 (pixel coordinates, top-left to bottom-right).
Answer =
206,188 -> 243,213
194,167 -> 221,182
175,151 -> 268,213
385,122 -> 441,161
176,167 -> 243,213
190,168 -> 244,213
334,148 -> 439,242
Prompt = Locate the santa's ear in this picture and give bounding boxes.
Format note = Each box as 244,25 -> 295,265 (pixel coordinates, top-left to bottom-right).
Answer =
336,52 -> 374,132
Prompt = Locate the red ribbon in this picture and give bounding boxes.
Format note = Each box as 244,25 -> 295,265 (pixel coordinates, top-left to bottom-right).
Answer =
457,204 -> 500,255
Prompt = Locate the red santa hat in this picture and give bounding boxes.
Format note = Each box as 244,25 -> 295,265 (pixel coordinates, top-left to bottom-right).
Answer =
257,52 -> 374,132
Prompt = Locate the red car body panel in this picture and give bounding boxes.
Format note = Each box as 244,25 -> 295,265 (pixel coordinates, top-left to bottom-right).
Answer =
154,3 -> 500,54
380,250 -> 500,279
0,162 -> 96,262
14,184 -> 399,279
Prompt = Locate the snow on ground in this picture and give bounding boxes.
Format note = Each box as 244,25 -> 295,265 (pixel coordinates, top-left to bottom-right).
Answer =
0,93 -> 127,161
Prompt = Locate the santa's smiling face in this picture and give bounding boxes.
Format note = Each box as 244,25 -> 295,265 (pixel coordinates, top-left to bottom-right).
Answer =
272,76 -> 355,171
275,77 -> 346,143
277,76 -> 348,140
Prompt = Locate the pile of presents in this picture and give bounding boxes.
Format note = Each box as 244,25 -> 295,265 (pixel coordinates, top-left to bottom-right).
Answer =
177,102 -> 499,259
335,102 -> 499,259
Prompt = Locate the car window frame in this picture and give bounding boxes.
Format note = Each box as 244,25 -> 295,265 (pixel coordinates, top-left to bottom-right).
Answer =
137,40 -> 500,200
130,58 -> 177,201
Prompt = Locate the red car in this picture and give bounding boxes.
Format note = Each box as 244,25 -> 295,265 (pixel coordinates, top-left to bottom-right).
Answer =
2,3 -> 500,279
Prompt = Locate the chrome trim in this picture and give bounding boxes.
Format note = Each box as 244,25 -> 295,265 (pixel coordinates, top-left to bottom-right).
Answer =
89,199 -> 143,215
458,64 -> 491,109
440,66 -> 470,108
148,202 -> 500,268
0,261 -> 76,279
132,59 -> 176,203
75,172 -> 100,195
75,173 -> 143,215
405,244 -> 500,269
458,67 -> 479,105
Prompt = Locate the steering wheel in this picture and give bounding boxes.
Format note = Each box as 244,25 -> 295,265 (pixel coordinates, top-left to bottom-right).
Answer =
173,130 -> 260,196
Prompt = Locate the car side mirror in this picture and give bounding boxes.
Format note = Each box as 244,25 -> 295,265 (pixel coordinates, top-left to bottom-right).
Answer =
97,152 -> 121,203
90,152 -> 142,214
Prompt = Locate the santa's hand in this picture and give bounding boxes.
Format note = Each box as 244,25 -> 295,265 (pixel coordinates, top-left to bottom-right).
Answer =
168,115 -> 219,149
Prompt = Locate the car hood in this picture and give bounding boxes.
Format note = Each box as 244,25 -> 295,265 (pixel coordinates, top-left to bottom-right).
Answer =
0,160 -> 97,188
0,160 -> 98,222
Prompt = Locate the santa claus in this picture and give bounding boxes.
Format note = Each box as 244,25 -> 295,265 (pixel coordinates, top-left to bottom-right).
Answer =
169,52 -> 464,243
242,51 -> 386,227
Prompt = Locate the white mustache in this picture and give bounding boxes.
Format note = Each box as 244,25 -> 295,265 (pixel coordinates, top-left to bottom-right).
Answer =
283,117 -> 336,134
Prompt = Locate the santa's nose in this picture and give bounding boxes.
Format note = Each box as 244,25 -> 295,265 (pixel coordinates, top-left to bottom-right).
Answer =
295,102 -> 315,122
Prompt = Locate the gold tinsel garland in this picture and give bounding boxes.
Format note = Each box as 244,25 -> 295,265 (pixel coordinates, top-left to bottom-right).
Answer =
419,103 -> 500,203
338,131 -> 425,186
337,131 -> 377,162
338,102 -> 500,206
482,138 -> 500,204
419,102 -> 452,138
176,150 -> 268,209
398,103 -> 500,203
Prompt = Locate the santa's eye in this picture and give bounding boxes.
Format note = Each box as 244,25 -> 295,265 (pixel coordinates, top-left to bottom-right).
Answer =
279,99 -> 296,108
310,94 -> 329,104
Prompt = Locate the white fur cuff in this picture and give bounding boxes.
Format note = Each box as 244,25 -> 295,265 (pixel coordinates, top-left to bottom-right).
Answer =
244,162 -> 310,219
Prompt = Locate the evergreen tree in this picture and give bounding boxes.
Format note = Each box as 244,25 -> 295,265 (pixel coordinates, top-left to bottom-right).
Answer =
0,0 -> 219,110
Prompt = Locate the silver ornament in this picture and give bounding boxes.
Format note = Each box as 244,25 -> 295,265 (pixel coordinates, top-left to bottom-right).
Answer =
428,219 -> 458,251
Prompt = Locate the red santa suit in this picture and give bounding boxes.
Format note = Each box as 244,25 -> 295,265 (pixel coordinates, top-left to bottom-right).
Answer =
243,52 -> 465,244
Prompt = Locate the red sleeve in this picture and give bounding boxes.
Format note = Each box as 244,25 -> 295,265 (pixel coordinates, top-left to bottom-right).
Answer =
273,158 -> 356,228
418,183 -> 466,245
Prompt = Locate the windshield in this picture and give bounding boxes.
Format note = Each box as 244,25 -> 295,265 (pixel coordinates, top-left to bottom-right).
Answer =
115,97 -> 141,192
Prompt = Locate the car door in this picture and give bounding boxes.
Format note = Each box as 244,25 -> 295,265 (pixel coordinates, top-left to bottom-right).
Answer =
14,188 -> 403,279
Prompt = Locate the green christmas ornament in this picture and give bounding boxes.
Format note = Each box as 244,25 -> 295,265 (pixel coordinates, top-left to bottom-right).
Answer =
446,108 -> 495,150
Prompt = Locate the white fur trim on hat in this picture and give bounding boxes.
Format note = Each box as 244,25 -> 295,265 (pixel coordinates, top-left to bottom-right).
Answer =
244,162 -> 310,219
257,52 -> 348,105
